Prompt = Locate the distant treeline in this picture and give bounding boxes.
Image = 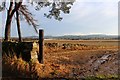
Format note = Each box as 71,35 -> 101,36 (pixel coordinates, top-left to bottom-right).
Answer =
0,35 -> 119,41
44,35 -> 119,40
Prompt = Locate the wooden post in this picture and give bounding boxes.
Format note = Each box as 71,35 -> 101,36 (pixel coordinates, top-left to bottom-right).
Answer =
38,29 -> 44,63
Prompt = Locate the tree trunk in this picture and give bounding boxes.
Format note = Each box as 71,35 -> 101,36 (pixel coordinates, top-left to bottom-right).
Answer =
4,1 -> 22,41
16,10 -> 22,42
4,16 -> 11,41
4,2 -> 13,41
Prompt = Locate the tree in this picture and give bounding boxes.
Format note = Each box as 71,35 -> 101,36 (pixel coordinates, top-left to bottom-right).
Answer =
0,0 -> 75,41
1,0 -> 23,41
16,2 -> 22,42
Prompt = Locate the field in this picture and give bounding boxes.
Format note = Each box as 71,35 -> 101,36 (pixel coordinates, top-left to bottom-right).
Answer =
2,39 -> 120,79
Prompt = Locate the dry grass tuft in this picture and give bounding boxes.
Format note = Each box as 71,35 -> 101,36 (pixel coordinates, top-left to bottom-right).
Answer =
2,52 -> 70,79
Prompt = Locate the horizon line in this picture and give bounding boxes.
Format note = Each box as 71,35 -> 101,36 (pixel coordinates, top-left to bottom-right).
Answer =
0,34 -> 119,38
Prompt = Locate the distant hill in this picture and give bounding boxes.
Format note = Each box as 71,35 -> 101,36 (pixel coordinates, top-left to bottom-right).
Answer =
1,34 -> 118,41
28,34 -> 118,40
44,35 -> 118,40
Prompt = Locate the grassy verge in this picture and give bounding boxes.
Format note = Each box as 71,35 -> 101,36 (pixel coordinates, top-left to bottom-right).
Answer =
2,53 -> 69,79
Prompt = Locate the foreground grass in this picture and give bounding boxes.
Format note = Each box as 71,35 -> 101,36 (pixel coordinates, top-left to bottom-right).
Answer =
2,53 -> 70,79
85,75 -> 119,80
2,53 -> 119,80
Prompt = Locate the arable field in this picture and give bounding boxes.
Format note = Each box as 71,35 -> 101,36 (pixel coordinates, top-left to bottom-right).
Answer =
44,39 -> 119,46
2,39 -> 120,79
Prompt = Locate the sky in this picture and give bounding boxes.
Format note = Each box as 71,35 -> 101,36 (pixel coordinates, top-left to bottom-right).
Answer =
0,0 -> 119,37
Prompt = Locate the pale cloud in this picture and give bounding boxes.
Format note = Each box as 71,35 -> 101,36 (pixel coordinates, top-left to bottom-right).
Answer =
64,32 -> 86,35
76,0 -> 119,2
4,0 -> 119,3
89,33 -> 118,35
64,2 -> 118,22
64,32 -> 118,35
61,1 -> 118,35
100,3 -> 118,17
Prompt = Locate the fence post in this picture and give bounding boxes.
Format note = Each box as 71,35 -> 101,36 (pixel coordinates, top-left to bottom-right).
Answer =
38,29 -> 44,63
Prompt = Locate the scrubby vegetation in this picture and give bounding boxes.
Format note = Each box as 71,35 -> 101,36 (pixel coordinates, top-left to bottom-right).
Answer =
3,52 -> 119,79
2,40 -> 119,79
2,53 -> 70,79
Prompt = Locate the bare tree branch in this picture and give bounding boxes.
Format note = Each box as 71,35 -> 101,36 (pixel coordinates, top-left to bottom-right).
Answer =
10,0 -> 23,18
19,5 -> 39,33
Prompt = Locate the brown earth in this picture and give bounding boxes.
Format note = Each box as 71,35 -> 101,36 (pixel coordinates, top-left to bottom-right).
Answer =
2,40 -> 120,79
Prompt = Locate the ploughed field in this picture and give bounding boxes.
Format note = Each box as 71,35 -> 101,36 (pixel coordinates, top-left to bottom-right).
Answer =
2,40 -> 120,79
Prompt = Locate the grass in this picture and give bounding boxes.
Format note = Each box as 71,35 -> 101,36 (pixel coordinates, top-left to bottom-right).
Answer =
2,52 -> 70,79
85,75 -> 119,80
2,40 -> 119,79
2,53 -> 30,78
2,52 -> 119,79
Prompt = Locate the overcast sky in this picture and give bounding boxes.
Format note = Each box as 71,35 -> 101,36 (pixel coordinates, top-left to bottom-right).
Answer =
0,0 -> 119,37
